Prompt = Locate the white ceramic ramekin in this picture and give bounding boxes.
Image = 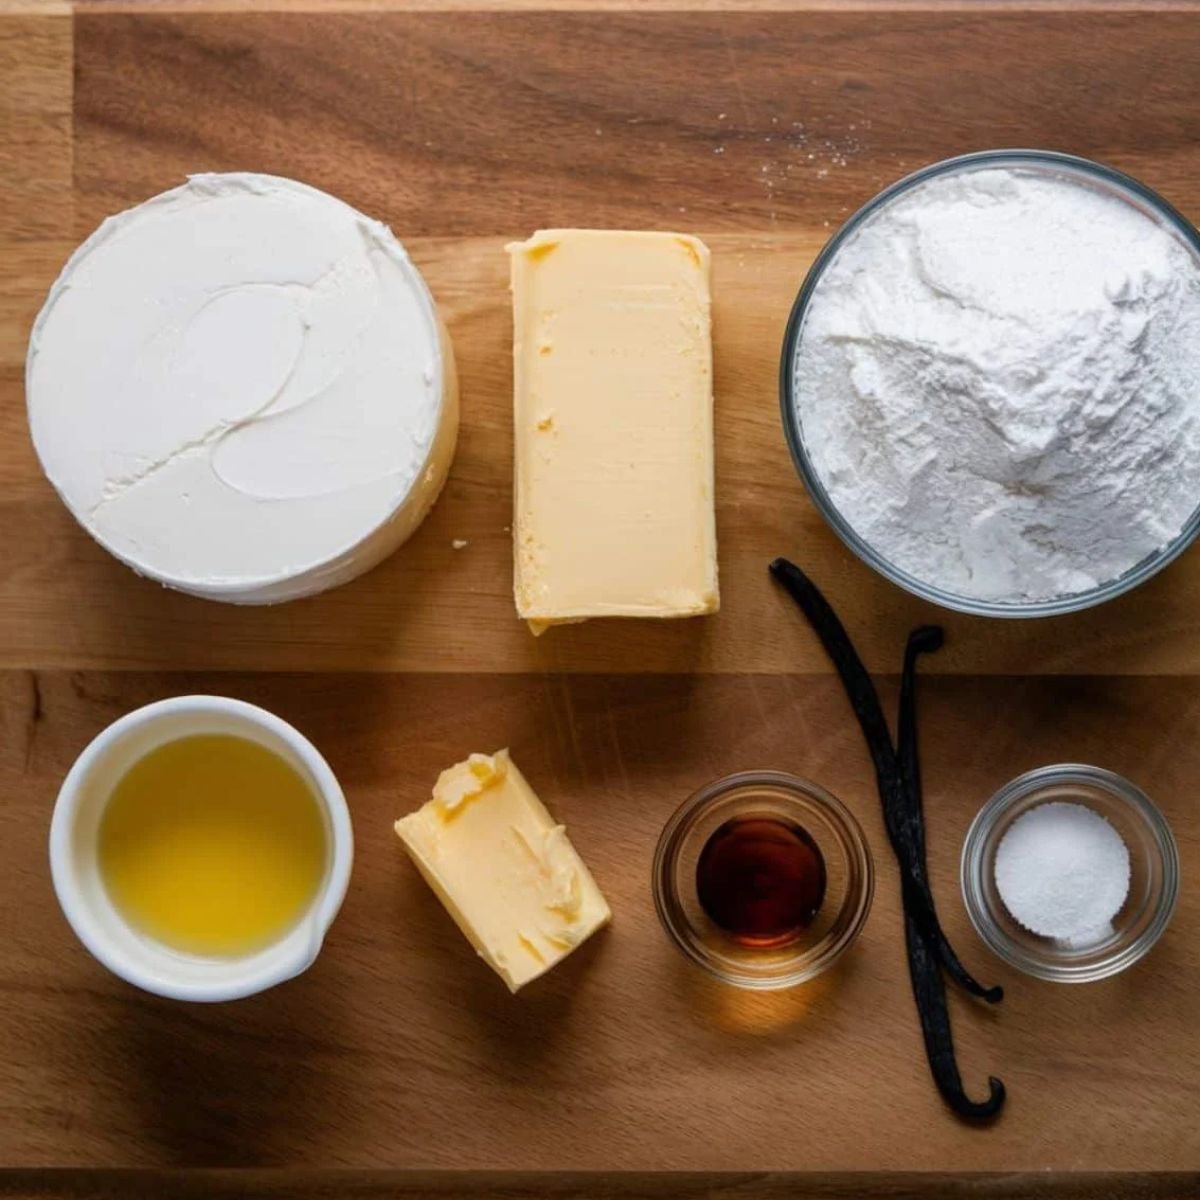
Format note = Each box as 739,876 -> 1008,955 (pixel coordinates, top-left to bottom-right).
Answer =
49,695 -> 353,1001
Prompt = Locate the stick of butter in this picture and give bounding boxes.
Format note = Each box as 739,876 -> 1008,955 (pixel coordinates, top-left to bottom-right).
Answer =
394,749 -> 611,992
508,229 -> 720,635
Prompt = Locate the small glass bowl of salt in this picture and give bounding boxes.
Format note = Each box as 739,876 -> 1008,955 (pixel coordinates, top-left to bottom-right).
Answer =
961,765 -> 1178,983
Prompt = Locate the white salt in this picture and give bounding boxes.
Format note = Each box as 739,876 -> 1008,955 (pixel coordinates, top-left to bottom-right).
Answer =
994,801 -> 1130,947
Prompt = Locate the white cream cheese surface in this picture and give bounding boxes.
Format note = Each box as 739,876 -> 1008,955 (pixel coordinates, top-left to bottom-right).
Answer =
27,173 -> 458,603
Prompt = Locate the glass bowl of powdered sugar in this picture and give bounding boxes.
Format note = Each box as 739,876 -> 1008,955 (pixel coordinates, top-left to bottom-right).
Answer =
782,149 -> 1200,616
961,765 -> 1178,982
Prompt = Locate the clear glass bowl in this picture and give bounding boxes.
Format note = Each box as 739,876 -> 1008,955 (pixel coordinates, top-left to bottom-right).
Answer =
961,764 -> 1179,983
652,771 -> 873,989
780,148 -> 1200,618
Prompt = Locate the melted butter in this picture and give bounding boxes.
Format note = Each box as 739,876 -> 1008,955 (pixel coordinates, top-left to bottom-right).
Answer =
97,734 -> 328,957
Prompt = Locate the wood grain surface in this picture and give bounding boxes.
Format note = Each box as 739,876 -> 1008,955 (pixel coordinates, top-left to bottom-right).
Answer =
2,1169 -> 1199,1199
2,671 -> 1200,1173
2,2 -> 1200,1194
1,8 -> 1200,673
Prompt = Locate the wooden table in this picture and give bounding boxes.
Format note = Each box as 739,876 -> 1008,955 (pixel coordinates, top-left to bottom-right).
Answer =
2,2 -> 1200,1196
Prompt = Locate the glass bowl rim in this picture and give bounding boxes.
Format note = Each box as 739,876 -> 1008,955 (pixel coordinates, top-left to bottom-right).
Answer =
651,769 -> 875,989
779,147 -> 1200,619
959,762 -> 1180,983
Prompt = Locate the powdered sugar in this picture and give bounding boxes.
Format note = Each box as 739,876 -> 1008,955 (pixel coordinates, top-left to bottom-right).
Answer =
793,165 -> 1200,602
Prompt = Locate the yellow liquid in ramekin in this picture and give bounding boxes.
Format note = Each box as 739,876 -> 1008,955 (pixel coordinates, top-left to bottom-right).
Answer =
97,734 -> 329,957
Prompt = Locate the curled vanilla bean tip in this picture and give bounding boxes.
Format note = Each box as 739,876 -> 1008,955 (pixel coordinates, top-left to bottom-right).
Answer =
971,1078 -> 1007,1120
941,1076 -> 1006,1121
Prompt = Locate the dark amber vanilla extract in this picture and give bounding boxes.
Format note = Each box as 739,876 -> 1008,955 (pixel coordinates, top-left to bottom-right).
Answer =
696,815 -> 826,947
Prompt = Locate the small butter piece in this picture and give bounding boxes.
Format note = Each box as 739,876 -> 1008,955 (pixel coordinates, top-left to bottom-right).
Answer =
394,749 -> 611,992
507,229 -> 719,632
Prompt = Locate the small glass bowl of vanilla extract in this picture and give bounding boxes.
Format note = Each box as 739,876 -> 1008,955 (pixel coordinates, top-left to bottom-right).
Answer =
653,772 -> 874,989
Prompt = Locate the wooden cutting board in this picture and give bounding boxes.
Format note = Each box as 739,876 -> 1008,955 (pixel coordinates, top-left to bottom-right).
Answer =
2,3 -> 1200,1196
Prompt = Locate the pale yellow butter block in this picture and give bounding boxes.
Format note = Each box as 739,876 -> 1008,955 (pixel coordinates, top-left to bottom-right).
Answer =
507,229 -> 719,634
394,749 -> 611,992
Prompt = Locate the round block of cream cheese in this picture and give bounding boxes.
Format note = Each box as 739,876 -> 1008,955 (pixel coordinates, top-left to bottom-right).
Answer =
27,173 -> 458,604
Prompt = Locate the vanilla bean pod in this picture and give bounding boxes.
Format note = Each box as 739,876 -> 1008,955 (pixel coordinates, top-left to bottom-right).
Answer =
769,559 -> 998,998
769,557 -> 1004,1119
898,628 -> 1003,1004
897,626 -> 1005,1119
